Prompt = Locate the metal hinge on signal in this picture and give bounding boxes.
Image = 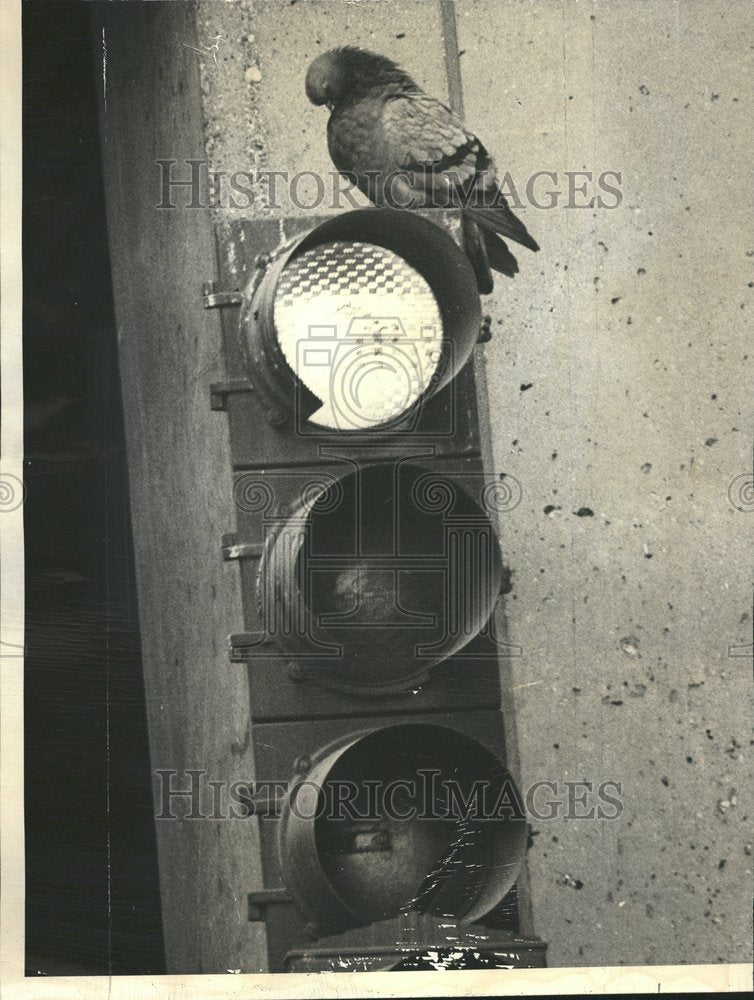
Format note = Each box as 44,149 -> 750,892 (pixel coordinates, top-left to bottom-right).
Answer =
201,280 -> 243,309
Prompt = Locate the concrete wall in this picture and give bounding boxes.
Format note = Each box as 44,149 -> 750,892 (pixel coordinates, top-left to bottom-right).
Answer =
453,0 -> 753,967
100,0 -> 752,972
96,3 -> 263,972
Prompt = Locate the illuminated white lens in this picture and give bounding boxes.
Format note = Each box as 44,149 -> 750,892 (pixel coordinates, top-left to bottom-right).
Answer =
273,241 -> 443,429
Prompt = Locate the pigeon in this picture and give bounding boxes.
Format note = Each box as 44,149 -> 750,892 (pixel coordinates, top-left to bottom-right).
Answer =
306,46 -> 539,293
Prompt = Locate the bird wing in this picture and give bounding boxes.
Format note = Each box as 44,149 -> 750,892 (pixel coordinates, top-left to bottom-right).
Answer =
379,93 -> 495,205
378,93 -> 540,255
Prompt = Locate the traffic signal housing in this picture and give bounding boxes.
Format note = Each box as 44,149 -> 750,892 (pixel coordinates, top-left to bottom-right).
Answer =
207,207 -> 544,972
238,208 -> 481,433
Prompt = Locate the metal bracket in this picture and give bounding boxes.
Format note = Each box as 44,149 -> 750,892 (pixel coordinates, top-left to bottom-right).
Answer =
248,888 -> 292,922
202,280 -> 243,309
221,533 -> 264,561
209,378 -> 254,412
230,631 -> 273,662
248,788 -> 284,818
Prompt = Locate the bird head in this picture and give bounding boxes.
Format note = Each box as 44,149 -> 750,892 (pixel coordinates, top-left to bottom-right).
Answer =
305,47 -> 417,111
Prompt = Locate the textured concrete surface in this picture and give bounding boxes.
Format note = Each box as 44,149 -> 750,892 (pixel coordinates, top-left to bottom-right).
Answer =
95,2 -> 264,972
455,0 -> 753,968
103,0 -> 752,972
195,0 -> 449,216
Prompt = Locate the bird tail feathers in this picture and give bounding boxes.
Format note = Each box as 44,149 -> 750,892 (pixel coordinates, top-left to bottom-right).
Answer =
467,205 -> 540,253
480,229 -> 519,279
462,217 -> 494,294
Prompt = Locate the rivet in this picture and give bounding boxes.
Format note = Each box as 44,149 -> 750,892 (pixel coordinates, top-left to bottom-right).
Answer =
287,663 -> 308,682
293,754 -> 311,775
266,407 -> 286,427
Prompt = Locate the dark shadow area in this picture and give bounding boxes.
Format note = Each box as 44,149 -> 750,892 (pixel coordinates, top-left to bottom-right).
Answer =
23,0 -> 165,975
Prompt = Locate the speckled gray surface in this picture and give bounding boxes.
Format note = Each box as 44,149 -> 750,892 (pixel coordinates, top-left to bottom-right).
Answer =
455,0 -> 753,968
196,0 -> 449,215
188,0 -> 752,969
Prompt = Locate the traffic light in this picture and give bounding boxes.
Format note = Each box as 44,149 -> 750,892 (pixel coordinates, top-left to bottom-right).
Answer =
206,207 -> 545,972
238,209 -> 481,433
